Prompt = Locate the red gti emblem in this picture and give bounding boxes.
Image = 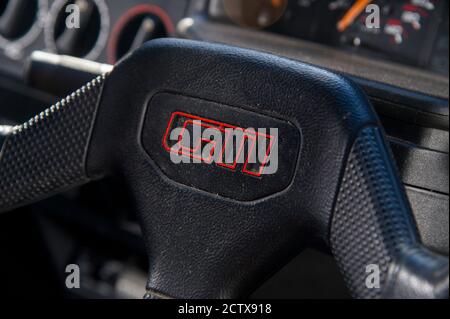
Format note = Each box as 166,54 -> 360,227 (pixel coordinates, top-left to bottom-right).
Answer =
162,112 -> 276,177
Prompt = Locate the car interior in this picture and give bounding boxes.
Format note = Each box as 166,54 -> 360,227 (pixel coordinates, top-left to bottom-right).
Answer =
0,0 -> 448,299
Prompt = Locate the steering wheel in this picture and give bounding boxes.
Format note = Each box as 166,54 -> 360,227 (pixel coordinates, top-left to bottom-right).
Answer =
0,39 -> 448,299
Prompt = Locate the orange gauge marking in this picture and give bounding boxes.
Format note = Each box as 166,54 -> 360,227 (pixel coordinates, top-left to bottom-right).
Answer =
337,0 -> 372,32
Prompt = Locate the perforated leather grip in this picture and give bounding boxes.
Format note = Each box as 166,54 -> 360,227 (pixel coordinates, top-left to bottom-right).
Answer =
331,126 -> 448,299
0,75 -> 106,213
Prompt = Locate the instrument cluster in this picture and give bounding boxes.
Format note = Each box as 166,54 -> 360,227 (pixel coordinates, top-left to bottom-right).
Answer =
210,0 -> 449,75
0,0 -> 189,78
1,0 -> 448,79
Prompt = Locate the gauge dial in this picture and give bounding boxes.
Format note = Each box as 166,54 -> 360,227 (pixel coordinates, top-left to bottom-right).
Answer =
0,0 -> 48,60
223,0 -> 288,29
45,0 -> 110,60
235,0 -> 445,71
339,0 -> 444,66
107,5 -> 174,64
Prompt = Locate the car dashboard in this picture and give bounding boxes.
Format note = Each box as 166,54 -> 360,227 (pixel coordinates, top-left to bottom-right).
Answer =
0,1 -> 448,77
210,0 -> 449,76
0,0 -> 448,299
